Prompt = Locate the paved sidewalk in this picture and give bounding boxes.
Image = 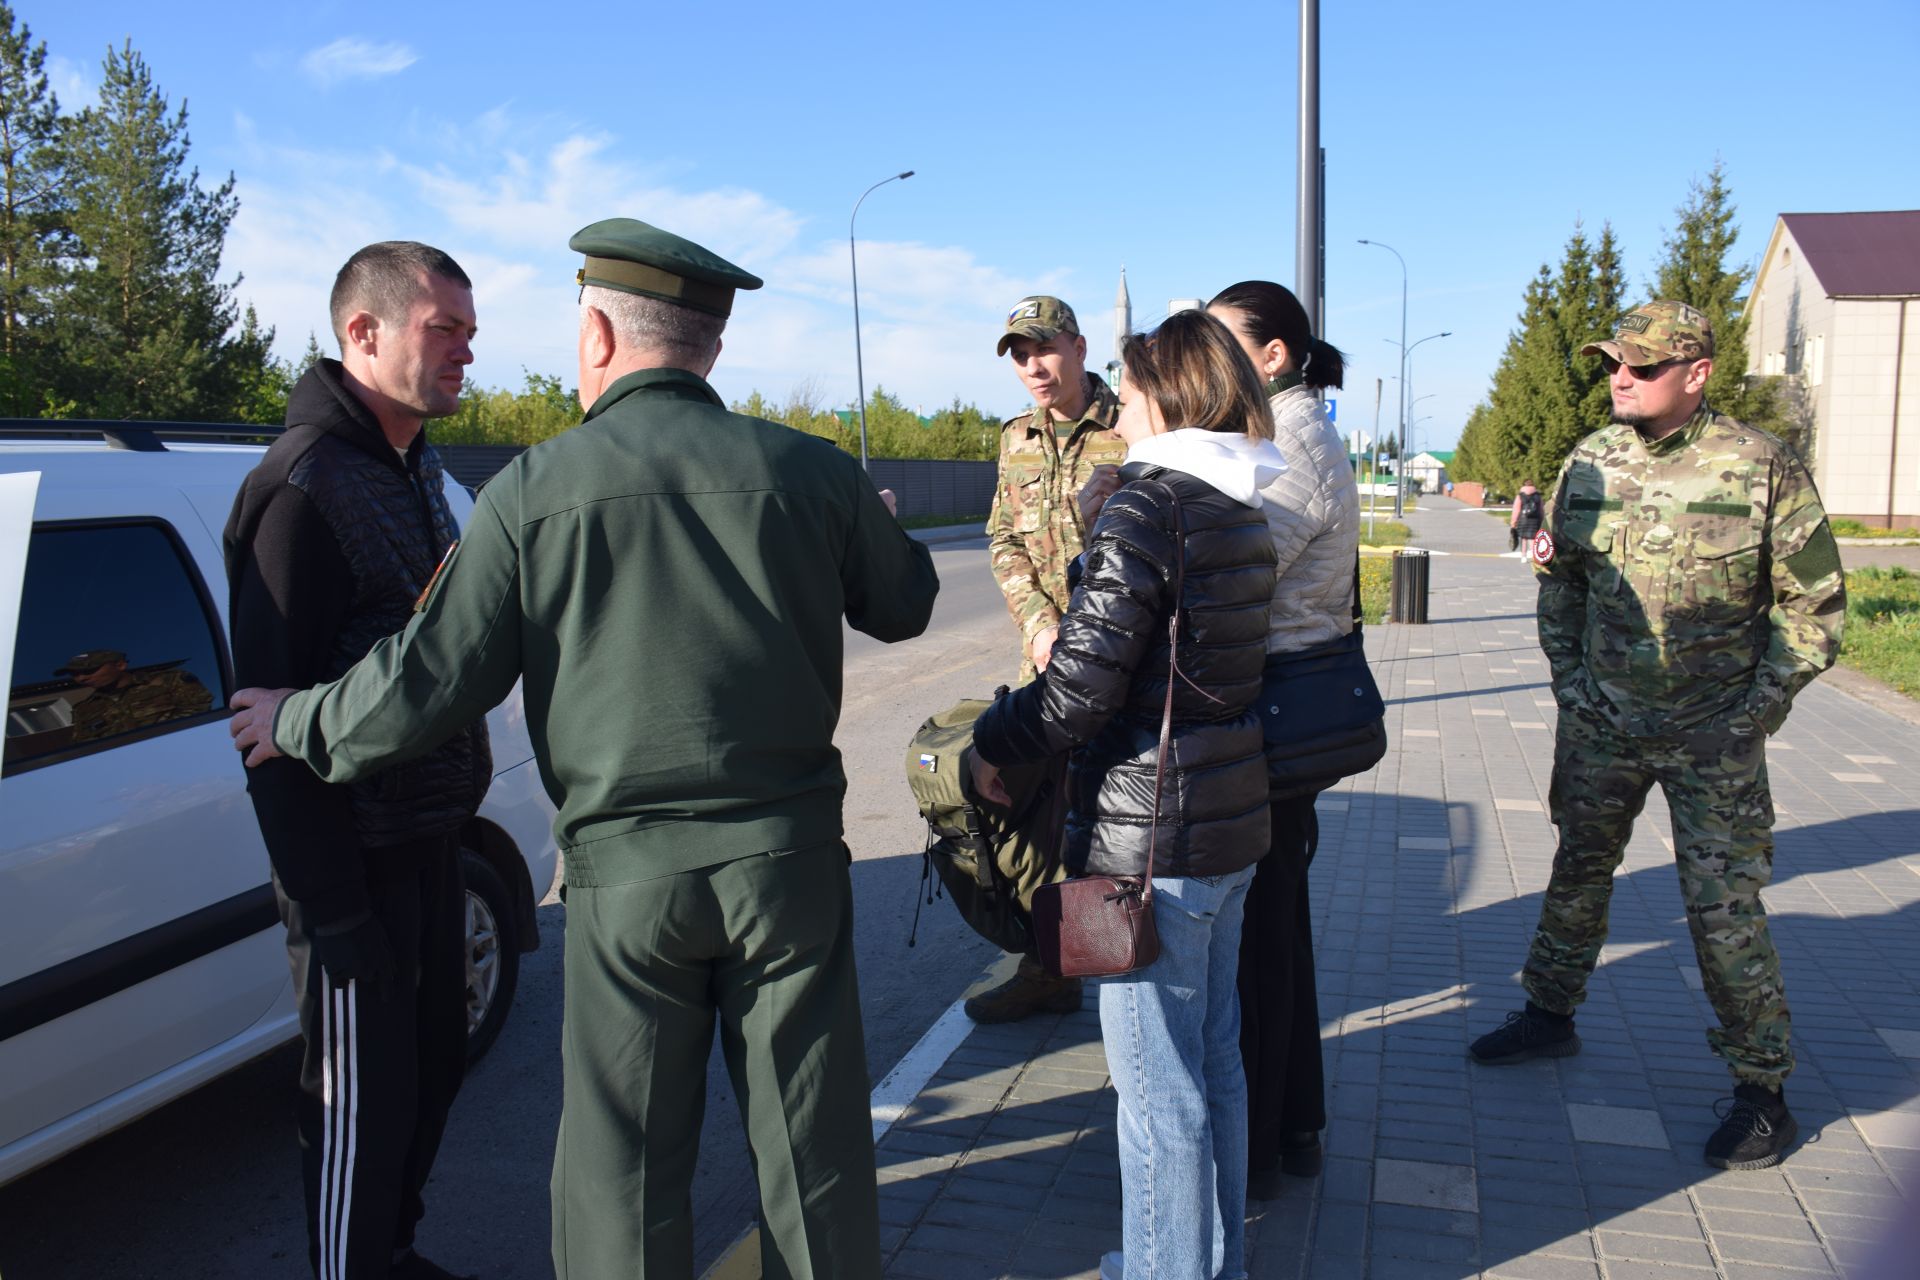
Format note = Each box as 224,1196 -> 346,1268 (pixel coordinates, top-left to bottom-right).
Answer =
869,497 -> 1920,1279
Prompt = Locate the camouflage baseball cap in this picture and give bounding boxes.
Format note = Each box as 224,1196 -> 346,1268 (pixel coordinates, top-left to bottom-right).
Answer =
56,649 -> 126,674
996,296 -> 1080,356
1580,299 -> 1714,364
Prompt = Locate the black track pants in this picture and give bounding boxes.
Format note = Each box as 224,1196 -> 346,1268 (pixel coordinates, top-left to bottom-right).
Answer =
279,839 -> 468,1280
1238,798 -> 1327,1172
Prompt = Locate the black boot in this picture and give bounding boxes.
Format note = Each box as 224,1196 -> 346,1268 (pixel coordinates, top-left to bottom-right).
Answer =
1705,1083 -> 1798,1170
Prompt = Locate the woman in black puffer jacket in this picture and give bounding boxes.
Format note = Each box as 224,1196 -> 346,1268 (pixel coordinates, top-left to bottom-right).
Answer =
971,310 -> 1282,1280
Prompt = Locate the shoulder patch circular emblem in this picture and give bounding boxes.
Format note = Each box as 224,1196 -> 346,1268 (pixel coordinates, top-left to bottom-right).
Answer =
1530,530 -> 1555,564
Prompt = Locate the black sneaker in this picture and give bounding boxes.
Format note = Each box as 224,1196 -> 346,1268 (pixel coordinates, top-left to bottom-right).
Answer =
1705,1084 -> 1798,1170
1469,1007 -> 1581,1064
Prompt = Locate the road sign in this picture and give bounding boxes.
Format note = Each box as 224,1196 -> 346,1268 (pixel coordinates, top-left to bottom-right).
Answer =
1325,398 -> 1336,422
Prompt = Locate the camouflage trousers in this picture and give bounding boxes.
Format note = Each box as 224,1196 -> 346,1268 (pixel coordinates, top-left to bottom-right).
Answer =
1523,703 -> 1791,1087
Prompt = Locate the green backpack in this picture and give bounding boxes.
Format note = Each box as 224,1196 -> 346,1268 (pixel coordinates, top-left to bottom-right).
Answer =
904,696 -> 1070,956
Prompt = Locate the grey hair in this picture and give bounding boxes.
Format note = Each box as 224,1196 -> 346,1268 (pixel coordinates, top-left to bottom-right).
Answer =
330,242 -> 471,349
581,284 -> 726,366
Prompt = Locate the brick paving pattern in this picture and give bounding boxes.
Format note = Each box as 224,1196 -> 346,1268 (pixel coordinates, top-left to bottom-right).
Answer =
875,499 -> 1920,1279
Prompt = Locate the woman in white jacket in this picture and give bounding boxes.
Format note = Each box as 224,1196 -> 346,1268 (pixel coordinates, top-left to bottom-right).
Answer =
1206,280 -> 1360,1198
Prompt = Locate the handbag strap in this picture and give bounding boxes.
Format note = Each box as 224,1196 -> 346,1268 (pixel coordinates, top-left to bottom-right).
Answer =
1350,552 -> 1365,636
1139,479 -> 1192,904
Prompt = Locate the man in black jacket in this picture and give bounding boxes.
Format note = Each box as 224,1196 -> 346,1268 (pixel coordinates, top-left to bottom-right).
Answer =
225,242 -> 490,1280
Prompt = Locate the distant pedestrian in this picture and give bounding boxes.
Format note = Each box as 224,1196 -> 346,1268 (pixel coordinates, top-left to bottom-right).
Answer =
231,218 -> 940,1278
1468,300 -> 1846,1171
1510,480 -> 1543,554
1208,279 -> 1359,1196
972,309 -> 1281,1280
971,295 -> 1129,1025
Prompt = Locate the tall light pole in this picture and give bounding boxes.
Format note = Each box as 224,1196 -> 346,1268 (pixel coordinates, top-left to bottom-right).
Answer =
1358,238 -> 1407,514
850,170 -> 914,471
1401,331 -> 1450,512
1298,0 -> 1321,336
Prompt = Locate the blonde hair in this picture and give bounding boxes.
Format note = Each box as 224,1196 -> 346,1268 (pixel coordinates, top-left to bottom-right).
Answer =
1120,310 -> 1273,439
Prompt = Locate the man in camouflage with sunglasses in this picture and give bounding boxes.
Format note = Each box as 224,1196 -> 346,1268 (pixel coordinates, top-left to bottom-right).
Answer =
1469,300 -> 1845,1171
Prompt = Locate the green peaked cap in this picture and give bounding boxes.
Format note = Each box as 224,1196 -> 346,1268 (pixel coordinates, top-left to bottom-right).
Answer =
569,217 -> 764,318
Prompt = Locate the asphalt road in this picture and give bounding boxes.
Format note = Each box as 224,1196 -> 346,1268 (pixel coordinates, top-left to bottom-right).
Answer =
0,534 -> 1012,1279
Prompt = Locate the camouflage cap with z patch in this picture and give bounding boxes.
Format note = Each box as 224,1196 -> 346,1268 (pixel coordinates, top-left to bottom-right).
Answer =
996,295 -> 1080,356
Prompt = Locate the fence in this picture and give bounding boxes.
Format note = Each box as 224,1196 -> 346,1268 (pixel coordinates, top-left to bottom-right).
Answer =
438,446 -> 996,522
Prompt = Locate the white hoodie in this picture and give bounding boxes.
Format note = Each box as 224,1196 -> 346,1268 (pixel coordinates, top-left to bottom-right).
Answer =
1123,427 -> 1288,507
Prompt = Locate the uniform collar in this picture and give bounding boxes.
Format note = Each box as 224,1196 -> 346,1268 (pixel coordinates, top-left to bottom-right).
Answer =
1026,374 -> 1119,437
582,366 -> 725,422
1638,399 -> 1714,455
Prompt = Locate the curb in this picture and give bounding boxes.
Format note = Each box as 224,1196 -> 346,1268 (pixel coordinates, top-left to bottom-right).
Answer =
1822,662 -> 1920,726
694,953 -> 1018,1280
908,523 -> 985,546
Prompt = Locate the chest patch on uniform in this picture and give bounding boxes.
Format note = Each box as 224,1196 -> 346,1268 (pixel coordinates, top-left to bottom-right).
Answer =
1530,530 -> 1555,564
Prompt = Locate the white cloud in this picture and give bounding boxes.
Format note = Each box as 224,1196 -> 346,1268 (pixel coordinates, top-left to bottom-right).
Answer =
224,110 -> 1057,417
46,55 -> 92,111
300,38 -> 418,88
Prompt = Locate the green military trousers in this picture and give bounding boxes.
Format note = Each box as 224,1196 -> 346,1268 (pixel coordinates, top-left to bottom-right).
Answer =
1523,703 -> 1792,1087
550,841 -> 880,1280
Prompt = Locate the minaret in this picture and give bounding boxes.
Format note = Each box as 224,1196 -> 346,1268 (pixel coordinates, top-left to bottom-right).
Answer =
1109,266 -> 1132,387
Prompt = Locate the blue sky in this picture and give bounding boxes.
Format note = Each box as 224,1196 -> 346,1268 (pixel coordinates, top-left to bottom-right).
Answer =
32,1 -> 1920,448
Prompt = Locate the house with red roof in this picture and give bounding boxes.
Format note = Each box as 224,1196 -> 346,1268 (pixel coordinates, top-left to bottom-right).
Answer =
1746,210 -> 1920,527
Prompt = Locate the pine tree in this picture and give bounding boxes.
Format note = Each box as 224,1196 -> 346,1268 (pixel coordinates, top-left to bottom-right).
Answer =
51,40 -> 269,419
1650,161 -> 1785,434
0,5 -> 64,414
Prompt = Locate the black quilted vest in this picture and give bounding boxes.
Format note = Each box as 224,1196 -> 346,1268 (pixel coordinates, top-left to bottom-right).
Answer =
284,371 -> 491,846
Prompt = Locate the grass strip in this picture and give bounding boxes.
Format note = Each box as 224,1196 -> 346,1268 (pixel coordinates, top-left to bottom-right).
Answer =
1841,566 -> 1920,698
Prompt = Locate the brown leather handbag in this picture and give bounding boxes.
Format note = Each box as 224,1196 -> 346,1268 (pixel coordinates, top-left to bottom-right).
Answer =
1030,481 -> 1192,980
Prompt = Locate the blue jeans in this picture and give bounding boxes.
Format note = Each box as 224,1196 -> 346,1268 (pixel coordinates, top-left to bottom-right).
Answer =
1098,865 -> 1256,1280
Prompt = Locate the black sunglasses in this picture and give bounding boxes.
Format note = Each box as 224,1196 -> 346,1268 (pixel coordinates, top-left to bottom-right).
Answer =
1599,354 -> 1685,380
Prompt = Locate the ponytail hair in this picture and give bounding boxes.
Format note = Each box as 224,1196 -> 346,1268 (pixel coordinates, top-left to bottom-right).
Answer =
1207,280 -> 1348,391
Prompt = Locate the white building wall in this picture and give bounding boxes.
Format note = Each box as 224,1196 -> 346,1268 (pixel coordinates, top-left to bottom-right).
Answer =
1824,300 -> 1920,523
1747,222 -> 1918,524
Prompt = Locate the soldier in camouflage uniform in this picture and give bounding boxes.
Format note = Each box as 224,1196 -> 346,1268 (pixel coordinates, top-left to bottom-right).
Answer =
987,296 -> 1129,682
60,649 -> 213,742
968,296 -> 1129,1024
1470,301 -> 1845,1172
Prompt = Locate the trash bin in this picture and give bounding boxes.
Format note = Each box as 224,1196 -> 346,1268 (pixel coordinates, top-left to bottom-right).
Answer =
1390,549 -> 1430,624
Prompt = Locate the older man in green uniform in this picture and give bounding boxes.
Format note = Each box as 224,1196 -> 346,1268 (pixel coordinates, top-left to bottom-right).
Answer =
968,296 -> 1129,1024
230,219 -> 940,1279
1468,301 -> 1845,1171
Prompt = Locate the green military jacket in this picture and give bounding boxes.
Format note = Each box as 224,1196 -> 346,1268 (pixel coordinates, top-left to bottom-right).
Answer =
986,374 -> 1127,647
273,367 -> 940,884
1535,402 -> 1845,738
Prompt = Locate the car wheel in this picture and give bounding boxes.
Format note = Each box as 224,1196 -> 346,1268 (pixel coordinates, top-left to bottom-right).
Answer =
461,850 -> 521,1063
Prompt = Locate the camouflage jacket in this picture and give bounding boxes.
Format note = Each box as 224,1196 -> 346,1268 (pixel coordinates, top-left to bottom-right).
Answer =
1534,403 -> 1845,737
986,375 -> 1127,647
70,669 -> 214,743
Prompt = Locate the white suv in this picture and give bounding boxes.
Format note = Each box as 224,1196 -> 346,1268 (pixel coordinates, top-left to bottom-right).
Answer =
0,422 -> 558,1187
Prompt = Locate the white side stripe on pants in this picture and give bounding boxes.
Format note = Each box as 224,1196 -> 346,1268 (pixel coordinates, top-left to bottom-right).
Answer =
319,974 -> 360,1280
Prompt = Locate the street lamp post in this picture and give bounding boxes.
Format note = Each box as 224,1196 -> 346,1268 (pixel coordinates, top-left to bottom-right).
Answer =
1358,238 -> 1407,515
850,170 -> 914,471
1401,331 -> 1450,512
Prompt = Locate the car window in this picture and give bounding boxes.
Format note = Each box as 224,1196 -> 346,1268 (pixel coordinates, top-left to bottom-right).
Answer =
5,521 -> 228,775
